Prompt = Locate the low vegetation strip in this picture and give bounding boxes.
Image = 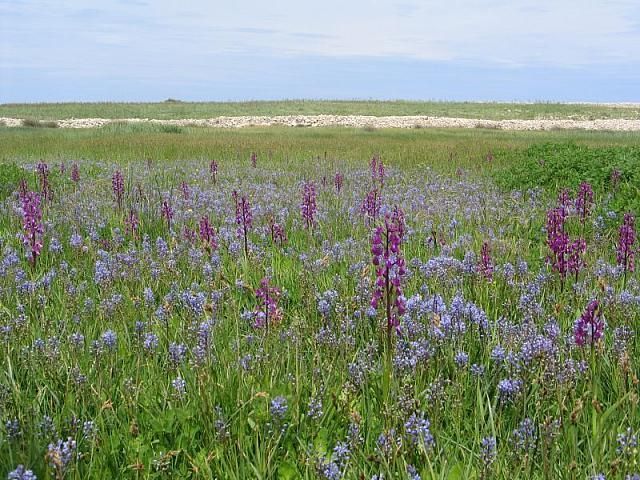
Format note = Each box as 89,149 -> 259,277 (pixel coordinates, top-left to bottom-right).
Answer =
2,100 -> 640,120
3,115 -> 640,130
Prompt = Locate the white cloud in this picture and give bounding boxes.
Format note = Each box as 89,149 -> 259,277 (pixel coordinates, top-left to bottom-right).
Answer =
1,0 -> 639,77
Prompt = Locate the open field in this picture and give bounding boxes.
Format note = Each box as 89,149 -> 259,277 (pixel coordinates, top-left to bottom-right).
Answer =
2,100 -> 640,121
1,125 -> 640,478
1,124 -> 639,166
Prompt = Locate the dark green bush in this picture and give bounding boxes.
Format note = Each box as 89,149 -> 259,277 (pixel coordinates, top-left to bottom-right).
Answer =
0,163 -> 28,200
22,118 -> 58,128
493,143 -> 640,213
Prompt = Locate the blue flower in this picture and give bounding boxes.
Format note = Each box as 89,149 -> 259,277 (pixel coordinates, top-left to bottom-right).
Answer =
101,330 -> 117,351
498,378 -> 522,404
512,418 -> 537,453
46,437 -> 77,472
270,396 -> 288,420
404,412 -> 434,450
172,377 -> 186,398
480,436 -> 496,466
8,465 -> 37,480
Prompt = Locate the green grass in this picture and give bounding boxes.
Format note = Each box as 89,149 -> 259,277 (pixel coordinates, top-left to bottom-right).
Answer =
0,163 -> 28,200
2,100 -> 640,121
1,124 -> 639,172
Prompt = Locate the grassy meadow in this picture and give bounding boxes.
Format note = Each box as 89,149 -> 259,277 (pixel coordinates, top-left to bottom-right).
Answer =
0,123 -> 639,479
2,100 -> 640,121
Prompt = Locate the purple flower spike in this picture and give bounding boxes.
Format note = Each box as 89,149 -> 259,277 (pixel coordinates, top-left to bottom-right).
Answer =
233,191 -> 252,257
361,188 -> 381,224
370,154 -> 385,187
37,161 -> 52,203
125,208 -> 139,237
198,215 -> 217,251
301,181 -> 317,229
254,277 -> 282,330
21,191 -> 44,267
478,241 -> 493,281
334,172 -> 344,193
112,170 -> 124,209
574,300 -> 605,347
575,181 -> 594,224
210,159 -> 218,183
370,206 -> 407,343
617,213 -> 636,275
71,163 -> 80,183
161,199 -> 173,229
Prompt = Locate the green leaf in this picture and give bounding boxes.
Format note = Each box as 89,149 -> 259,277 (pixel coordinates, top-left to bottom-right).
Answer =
314,428 -> 330,456
448,462 -> 465,480
277,461 -> 298,480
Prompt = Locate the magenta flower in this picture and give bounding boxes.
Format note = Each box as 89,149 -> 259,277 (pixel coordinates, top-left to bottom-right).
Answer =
112,170 -> 124,209
233,191 -> 252,257
37,161 -> 52,203
181,181 -> 190,200
574,300 -> 604,347
610,169 -> 621,190
370,154 -> 385,187
546,207 -> 565,245
617,213 -> 636,275
71,163 -> 80,183
361,188 -> 381,224
557,189 -> 571,219
300,181 -> 317,229
21,191 -> 44,266
334,172 -> 344,193
575,181 -> 594,224
370,207 -> 407,342
546,202 -> 588,285
18,179 -> 28,202
161,199 -> 173,229
254,277 -> 282,330
546,207 -> 570,283
478,241 -> 493,281
210,160 -> 218,183
183,226 -> 197,243
269,217 -> 287,246
567,238 -> 586,279
198,215 -> 217,251
125,208 -> 139,237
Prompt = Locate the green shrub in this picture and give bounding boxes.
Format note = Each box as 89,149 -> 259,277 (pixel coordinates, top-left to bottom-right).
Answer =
493,142 -> 640,213
22,118 -> 58,128
158,124 -> 184,134
0,163 -> 28,200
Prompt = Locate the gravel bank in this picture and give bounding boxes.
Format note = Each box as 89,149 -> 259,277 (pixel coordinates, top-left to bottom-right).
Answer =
2,115 -> 640,131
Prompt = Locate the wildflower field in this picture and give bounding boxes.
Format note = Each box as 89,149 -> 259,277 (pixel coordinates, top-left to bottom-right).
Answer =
0,125 -> 639,479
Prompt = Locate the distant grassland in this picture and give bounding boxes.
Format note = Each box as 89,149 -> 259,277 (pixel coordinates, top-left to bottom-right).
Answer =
2,100 -> 640,120
1,124 -> 638,171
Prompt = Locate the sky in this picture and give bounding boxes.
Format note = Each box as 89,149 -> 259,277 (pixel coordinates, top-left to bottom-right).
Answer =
1,0 -> 639,103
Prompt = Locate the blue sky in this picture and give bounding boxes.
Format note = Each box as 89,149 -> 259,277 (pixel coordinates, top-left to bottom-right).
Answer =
1,0 -> 639,102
